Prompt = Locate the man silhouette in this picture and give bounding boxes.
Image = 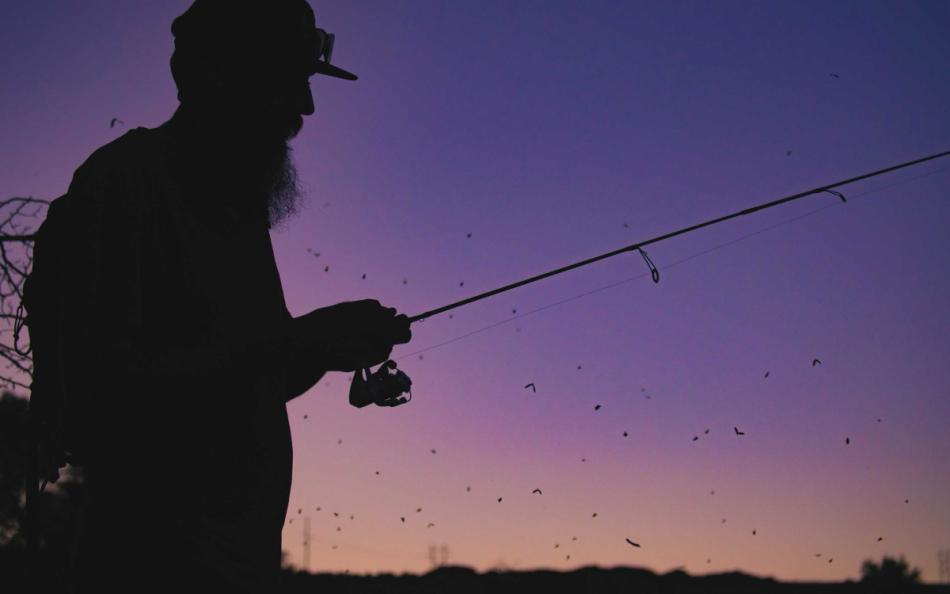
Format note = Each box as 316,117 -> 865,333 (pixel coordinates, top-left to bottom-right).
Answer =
59,1 -> 410,592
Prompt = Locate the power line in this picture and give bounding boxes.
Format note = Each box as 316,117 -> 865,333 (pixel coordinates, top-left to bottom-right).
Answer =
407,149 -> 950,324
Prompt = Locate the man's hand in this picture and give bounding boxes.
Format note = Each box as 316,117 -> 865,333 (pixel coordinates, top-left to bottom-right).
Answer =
294,299 -> 412,373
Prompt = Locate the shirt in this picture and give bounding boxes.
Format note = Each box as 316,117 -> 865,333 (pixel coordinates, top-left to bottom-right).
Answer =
61,123 -> 298,593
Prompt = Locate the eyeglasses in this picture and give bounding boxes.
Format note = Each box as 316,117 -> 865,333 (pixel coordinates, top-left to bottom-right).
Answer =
314,27 -> 335,64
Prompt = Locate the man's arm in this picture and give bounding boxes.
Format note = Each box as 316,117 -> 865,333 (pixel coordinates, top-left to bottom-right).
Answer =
148,318 -> 331,404
102,316 -> 330,404
59,155 -> 332,406
282,350 -> 328,404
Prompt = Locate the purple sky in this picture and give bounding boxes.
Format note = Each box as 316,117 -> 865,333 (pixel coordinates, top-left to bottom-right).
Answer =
2,0 -> 949,582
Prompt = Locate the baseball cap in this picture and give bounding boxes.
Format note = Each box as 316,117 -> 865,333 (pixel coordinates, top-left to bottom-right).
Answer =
171,0 -> 358,82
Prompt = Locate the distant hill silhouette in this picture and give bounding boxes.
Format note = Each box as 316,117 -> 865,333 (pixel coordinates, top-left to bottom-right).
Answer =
279,565 -> 948,594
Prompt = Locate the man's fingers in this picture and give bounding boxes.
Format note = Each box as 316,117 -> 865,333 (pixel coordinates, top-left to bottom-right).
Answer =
392,314 -> 411,343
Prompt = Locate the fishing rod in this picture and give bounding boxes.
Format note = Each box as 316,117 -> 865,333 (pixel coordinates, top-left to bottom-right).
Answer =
408,148 -> 950,323
349,148 -> 950,408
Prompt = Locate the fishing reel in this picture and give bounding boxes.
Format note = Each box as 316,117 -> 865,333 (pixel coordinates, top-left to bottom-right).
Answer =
349,359 -> 412,408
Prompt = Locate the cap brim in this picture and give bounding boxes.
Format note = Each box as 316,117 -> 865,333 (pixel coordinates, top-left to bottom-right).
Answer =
312,61 -> 358,81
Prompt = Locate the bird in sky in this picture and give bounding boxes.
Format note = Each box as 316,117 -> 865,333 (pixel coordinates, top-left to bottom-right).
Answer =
829,558 -> 833,564
846,437 -> 851,445
361,273 -> 366,279
430,449 -> 437,454
110,117 -> 124,128
764,371 -> 770,378
497,497 -> 503,503
625,538 -> 641,548
375,471 -> 380,475
427,523 -> 435,528
787,150 -> 792,156
512,308 -> 517,314
752,530 -> 757,535
466,486 -> 471,492
416,508 -> 422,513
459,281 -> 464,287
692,436 -> 699,442
830,73 -> 840,78
594,404 -> 602,411
466,233 -> 472,238
623,431 -> 629,438
592,512 -> 598,518
524,383 -> 536,392
532,489 -> 543,495
400,517 -> 405,523
734,427 -> 745,436
554,543 -> 559,549
402,279 -> 408,285
324,265 -> 330,272
877,537 -> 883,542
813,358 -> 822,366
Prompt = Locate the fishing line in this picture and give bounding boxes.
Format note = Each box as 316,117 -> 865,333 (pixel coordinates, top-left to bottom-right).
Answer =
392,163 -> 949,362
405,149 -> 950,325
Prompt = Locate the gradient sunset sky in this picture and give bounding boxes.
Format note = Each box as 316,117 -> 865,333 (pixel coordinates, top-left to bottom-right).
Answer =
2,0 -> 949,583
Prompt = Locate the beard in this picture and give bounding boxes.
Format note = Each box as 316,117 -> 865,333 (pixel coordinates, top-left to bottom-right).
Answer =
173,107 -> 306,230
246,128 -> 303,229
221,117 -> 304,229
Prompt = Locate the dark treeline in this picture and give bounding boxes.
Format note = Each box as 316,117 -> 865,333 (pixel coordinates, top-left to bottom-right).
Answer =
281,565 -> 946,594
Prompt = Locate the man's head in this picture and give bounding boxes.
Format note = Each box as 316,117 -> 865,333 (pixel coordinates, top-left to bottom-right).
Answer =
168,0 -> 356,228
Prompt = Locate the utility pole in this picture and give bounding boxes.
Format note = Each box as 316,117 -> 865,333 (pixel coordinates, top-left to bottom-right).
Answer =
428,544 -> 450,568
938,549 -> 950,584
303,516 -> 311,572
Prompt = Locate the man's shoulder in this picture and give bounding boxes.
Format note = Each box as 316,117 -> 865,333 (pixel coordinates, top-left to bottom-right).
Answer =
73,126 -> 167,183
65,126 -> 174,218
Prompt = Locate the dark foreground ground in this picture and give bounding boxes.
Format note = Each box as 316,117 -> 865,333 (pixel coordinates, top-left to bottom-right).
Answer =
4,547 -> 947,594
280,565 -> 950,594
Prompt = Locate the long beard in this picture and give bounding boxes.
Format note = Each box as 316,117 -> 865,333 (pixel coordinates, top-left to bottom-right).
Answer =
239,136 -> 303,229
176,116 -> 305,230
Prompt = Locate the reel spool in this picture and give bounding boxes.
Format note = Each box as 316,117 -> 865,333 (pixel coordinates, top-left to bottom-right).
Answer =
349,359 -> 412,408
